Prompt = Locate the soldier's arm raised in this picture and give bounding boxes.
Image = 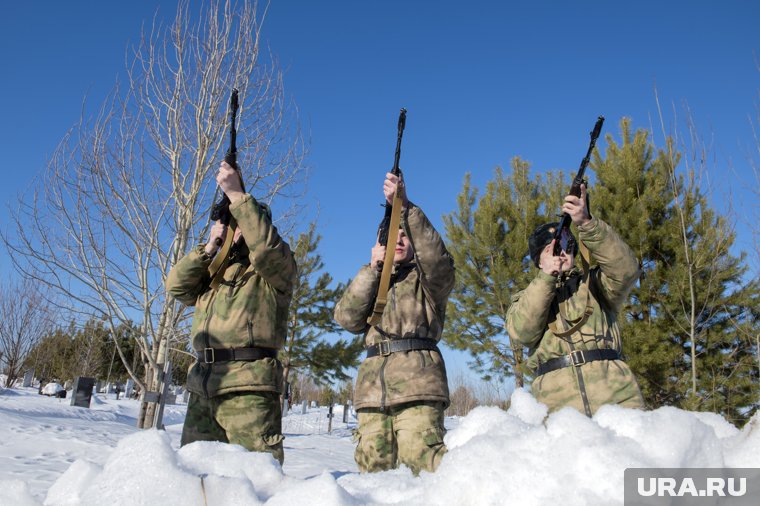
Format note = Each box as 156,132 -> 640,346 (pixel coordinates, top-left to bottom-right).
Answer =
402,203 -> 455,305
577,217 -> 640,311
334,266 -> 381,333
166,247 -> 213,306
230,194 -> 297,295
506,272 -> 557,348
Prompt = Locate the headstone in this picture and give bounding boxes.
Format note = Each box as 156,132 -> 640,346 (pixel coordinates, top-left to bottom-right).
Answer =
164,392 -> 177,405
70,377 -> 96,408
301,400 -> 307,415
125,379 -> 135,399
310,400 -> 317,408
342,404 -> 349,424
282,398 -> 289,416
96,380 -> 104,394
23,370 -> 34,387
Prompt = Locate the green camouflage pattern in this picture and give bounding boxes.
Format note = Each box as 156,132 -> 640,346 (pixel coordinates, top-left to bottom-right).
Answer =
354,401 -> 447,474
334,203 -> 455,410
506,217 -> 645,415
181,391 -> 284,464
166,193 -> 296,398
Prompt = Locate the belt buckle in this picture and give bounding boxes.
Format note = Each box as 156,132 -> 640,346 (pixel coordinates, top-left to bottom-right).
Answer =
378,340 -> 391,357
203,348 -> 215,364
570,350 -> 586,367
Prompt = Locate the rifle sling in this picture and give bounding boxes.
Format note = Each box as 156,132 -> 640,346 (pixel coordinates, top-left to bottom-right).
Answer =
547,270 -> 594,418
208,218 -> 238,290
367,195 -> 404,326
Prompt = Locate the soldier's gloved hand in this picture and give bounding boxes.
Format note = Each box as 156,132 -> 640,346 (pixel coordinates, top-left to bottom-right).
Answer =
383,171 -> 409,208
562,184 -> 591,227
217,161 -> 245,203
370,242 -> 386,271
205,221 -> 227,256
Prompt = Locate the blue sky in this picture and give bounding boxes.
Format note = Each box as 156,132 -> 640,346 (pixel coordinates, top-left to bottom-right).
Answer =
1,1 -> 758,382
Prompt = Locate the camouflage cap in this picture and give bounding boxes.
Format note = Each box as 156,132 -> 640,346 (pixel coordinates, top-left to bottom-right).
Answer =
528,222 -> 577,267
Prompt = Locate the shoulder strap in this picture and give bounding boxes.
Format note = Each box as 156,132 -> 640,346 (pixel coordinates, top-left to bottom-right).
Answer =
367,197 -> 404,326
208,218 -> 238,290
547,271 -> 594,339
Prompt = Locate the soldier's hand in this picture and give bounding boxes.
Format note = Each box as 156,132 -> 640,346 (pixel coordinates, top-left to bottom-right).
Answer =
383,172 -> 409,207
562,184 -> 591,227
539,239 -> 565,277
370,242 -> 386,271
205,221 -> 227,256
217,161 -> 245,203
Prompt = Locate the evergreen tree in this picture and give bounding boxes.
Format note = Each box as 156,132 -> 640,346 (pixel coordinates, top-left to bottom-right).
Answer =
282,223 -> 363,391
442,118 -> 758,423
592,118 -> 759,424
442,159 -> 557,386
25,318 -> 150,385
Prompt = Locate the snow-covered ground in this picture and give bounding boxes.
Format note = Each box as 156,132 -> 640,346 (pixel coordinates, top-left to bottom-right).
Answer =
0,386 -> 758,505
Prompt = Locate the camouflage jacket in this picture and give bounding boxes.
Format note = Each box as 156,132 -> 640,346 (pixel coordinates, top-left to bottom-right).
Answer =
166,194 -> 296,398
334,203 -> 455,410
506,217 -> 644,414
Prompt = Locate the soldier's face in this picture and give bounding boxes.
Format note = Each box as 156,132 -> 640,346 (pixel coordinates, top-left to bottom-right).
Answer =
393,229 -> 413,264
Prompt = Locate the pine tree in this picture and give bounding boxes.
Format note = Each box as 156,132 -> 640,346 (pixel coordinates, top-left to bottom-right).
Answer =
282,223 -> 363,391
592,118 -> 760,424
441,117 -> 758,423
442,159 -> 557,386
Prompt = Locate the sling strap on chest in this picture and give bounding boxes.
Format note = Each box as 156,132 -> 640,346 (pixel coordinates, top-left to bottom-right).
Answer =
545,269 -> 596,417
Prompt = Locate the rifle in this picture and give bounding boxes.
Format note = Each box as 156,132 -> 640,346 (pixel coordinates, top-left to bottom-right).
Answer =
552,116 -> 604,257
208,89 -> 243,287
367,108 -> 407,326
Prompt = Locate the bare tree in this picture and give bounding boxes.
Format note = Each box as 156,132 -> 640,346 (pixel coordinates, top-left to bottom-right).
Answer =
2,0 -> 305,426
653,91 -> 752,410
0,279 -> 55,388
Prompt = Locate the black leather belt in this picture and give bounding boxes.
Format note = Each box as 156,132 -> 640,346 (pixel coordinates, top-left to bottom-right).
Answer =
366,338 -> 439,358
536,349 -> 620,376
197,346 -> 278,364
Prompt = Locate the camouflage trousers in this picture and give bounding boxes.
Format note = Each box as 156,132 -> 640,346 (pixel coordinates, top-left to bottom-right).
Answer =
181,391 -> 284,464
354,401 -> 447,475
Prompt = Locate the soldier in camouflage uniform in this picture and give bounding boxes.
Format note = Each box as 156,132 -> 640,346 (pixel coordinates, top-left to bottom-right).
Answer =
166,161 -> 296,464
335,172 -> 455,475
506,184 -> 644,417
